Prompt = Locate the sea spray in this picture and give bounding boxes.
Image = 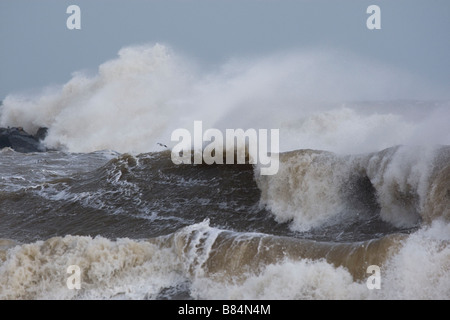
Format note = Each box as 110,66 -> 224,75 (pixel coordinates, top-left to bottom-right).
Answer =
1,44 -> 448,154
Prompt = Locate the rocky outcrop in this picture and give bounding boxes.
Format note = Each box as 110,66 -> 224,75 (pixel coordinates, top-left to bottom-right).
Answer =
0,127 -> 47,153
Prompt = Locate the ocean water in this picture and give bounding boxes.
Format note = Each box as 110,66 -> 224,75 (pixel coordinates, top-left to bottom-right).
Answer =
0,44 -> 449,300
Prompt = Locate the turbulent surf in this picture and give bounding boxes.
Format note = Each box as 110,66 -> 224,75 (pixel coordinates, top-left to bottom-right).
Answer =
0,44 -> 449,299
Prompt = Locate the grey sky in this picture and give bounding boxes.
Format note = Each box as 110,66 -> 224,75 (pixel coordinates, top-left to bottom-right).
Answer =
1,0 -> 449,100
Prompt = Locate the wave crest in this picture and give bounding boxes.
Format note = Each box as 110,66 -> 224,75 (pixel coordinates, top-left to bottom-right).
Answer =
257,145 -> 450,231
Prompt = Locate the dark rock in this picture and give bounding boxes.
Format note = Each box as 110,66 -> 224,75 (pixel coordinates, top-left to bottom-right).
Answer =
35,127 -> 48,141
0,127 -> 48,153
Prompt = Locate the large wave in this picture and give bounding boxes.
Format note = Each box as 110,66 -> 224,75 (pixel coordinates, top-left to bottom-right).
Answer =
1,44 -> 449,300
0,44 -> 448,154
1,220 -> 448,300
256,145 -> 450,231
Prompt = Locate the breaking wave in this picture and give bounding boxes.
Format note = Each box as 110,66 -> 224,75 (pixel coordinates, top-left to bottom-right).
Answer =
0,43 -> 449,300
257,145 -> 450,232
1,220 -> 448,300
0,44 -> 448,154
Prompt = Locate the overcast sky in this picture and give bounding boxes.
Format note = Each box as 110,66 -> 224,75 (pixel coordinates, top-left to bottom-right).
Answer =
1,0 -> 449,100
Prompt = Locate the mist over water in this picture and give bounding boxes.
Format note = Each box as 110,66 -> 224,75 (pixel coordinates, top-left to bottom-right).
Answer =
1,44 -> 448,154
0,44 -> 449,300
